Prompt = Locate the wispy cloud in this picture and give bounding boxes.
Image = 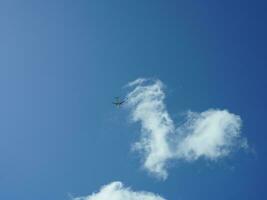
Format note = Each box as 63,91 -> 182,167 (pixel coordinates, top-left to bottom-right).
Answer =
126,79 -> 174,179
126,78 -> 146,87
73,182 -> 166,200
126,78 -> 248,180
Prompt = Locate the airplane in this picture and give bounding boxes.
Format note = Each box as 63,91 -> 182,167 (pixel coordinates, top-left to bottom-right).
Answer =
112,97 -> 126,107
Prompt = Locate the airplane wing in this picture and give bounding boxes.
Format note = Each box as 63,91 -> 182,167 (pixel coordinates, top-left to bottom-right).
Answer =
112,97 -> 127,107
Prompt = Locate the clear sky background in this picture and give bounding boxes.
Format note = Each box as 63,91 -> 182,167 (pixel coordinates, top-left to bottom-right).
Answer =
0,0 -> 266,199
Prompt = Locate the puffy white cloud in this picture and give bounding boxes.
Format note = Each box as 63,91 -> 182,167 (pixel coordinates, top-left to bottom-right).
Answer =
126,78 -> 247,179
73,181 -> 166,200
176,109 -> 247,161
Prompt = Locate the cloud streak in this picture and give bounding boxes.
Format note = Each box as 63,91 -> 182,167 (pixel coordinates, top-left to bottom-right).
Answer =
126,78 -> 247,180
126,79 -> 174,179
73,182 -> 166,200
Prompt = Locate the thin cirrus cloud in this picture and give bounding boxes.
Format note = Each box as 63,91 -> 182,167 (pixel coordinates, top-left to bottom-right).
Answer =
73,181 -> 166,200
126,78 -> 248,180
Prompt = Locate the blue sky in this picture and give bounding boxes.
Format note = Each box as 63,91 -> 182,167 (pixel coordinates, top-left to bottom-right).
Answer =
0,0 -> 266,199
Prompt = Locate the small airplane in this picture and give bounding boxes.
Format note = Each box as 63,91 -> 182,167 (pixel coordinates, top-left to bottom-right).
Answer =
112,97 -> 126,107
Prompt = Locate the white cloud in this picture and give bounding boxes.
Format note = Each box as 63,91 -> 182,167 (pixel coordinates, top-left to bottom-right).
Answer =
126,79 -> 247,179
126,79 -> 174,179
176,109 -> 247,161
73,181 -> 166,200
126,78 -> 146,87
